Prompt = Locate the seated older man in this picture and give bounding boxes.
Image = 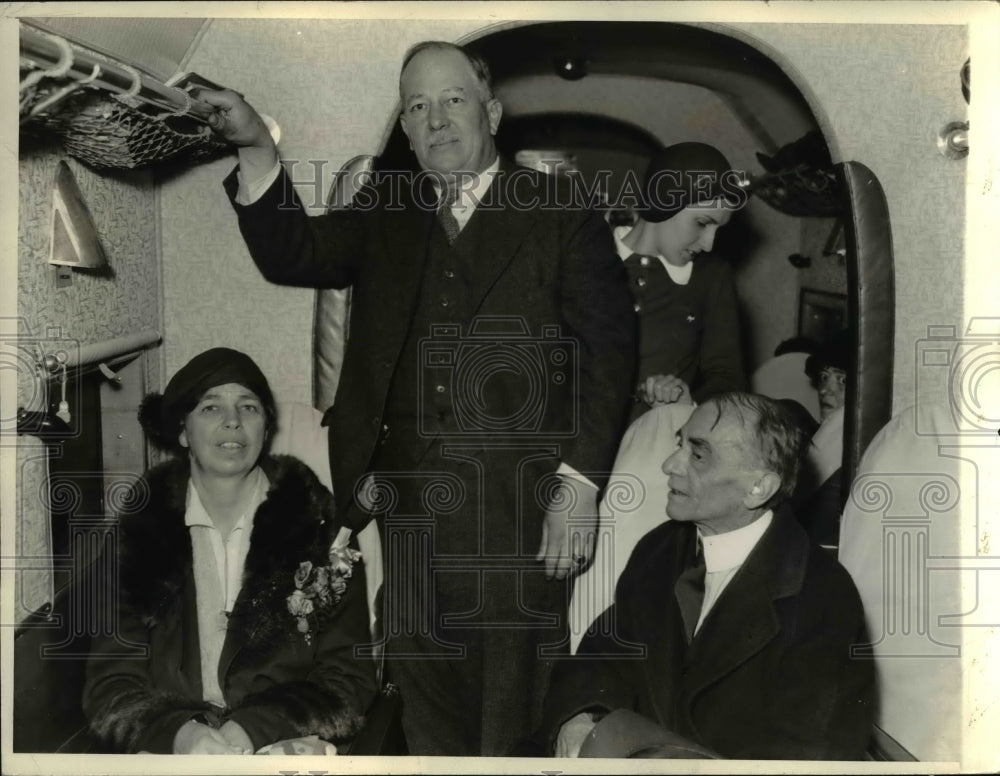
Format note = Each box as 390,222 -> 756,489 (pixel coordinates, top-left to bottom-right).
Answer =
537,392 -> 874,760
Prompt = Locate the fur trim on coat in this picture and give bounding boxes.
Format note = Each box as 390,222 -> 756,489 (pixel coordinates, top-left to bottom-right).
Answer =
87,455 -> 370,752
117,454 -> 338,650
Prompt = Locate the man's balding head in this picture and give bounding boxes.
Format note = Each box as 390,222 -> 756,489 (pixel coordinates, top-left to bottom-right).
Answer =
398,41 -> 501,178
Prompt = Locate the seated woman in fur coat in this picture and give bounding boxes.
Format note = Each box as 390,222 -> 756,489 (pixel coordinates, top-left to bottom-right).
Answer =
83,348 -> 376,754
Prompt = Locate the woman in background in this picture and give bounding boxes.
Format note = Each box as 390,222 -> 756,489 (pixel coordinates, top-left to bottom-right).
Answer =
83,348 -> 375,754
794,331 -> 851,547
614,143 -> 746,421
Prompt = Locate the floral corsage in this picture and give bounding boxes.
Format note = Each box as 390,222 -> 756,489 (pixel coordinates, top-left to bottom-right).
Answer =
286,538 -> 361,645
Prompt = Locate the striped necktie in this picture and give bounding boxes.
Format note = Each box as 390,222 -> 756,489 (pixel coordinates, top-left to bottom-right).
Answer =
437,185 -> 461,244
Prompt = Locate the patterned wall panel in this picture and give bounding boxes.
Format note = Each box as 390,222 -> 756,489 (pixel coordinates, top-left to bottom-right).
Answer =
17,148 -> 162,407
799,216 -> 848,297
15,147 -> 162,624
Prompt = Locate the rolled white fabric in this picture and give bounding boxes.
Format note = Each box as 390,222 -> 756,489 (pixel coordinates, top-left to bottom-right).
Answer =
569,403 -> 695,652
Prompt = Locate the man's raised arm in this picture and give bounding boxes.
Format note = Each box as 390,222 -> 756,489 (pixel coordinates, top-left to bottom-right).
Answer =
197,89 -> 279,186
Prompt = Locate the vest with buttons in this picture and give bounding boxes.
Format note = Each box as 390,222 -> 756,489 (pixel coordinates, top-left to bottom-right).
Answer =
375,212 -> 482,469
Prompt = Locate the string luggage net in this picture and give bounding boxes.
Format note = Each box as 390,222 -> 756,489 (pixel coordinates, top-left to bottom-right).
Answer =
20,25 -> 230,171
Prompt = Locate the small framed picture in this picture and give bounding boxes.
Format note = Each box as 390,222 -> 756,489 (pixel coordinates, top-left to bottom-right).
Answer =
799,288 -> 847,343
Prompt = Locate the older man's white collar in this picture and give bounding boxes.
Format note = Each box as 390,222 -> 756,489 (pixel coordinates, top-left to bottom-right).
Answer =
697,510 -> 773,573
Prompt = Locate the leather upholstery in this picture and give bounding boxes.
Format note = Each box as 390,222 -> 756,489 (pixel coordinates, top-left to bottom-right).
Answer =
313,155 -> 373,411
836,162 -> 895,487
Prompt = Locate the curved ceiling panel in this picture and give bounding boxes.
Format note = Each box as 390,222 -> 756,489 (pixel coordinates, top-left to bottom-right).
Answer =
466,21 -> 819,153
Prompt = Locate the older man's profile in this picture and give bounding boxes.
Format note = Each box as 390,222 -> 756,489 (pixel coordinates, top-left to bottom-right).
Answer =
535,393 -> 875,760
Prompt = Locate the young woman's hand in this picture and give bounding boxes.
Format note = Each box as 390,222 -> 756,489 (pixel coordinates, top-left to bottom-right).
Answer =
638,374 -> 693,406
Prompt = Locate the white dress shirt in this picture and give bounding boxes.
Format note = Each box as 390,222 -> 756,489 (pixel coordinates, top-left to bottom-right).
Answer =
185,468 -> 267,612
432,158 -> 500,231
695,510 -> 773,634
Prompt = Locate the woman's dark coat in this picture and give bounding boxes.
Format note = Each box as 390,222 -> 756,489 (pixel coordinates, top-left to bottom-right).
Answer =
83,455 -> 376,753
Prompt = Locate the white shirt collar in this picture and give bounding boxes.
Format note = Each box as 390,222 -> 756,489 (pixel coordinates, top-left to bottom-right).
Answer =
697,510 -> 773,573
184,468 -> 267,531
612,224 -> 693,285
434,157 -> 501,210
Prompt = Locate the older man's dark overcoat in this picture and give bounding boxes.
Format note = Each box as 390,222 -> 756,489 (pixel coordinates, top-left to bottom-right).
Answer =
539,508 -> 875,760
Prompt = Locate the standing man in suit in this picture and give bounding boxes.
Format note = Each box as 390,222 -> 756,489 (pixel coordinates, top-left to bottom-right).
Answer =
199,41 -> 635,755
538,392 -> 874,760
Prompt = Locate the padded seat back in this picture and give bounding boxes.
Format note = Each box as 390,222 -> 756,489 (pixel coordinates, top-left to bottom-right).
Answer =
750,352 -> 821,421
839,404 -> 965,761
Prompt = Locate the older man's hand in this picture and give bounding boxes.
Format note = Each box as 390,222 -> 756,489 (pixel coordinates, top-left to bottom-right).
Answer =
196,88 -> 278,180
536,475 -> 598,580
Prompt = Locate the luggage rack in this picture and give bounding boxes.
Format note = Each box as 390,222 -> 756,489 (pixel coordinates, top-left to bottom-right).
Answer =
19,21 -> 229,171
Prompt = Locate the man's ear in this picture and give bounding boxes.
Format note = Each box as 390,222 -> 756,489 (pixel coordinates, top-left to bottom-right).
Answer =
178,428 -> 189,450
744,472 -> 781,510
399,113 -> 413,150
486,97 -> 503,136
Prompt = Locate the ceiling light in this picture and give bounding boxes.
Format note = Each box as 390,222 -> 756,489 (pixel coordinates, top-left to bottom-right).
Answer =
554,56 -> 587,81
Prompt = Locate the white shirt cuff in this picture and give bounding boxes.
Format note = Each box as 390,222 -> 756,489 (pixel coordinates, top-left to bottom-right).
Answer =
235,161 -> 282,205
557,463 -> 598,490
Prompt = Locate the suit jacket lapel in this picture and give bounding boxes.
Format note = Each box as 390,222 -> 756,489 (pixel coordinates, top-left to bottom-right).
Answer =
642,526 -> 699,726
682,513 -> 808,701
377,171 -> 438,342
462,159 -> 540,314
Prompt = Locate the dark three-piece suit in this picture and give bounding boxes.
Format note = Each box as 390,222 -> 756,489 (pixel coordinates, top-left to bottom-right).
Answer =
224,160 -> 636,754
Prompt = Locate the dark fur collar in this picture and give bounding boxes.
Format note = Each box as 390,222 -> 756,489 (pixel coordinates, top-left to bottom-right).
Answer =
116,454 -> 338,650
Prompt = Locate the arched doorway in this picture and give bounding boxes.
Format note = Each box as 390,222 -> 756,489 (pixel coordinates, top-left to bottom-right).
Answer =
316,20 -> 894,499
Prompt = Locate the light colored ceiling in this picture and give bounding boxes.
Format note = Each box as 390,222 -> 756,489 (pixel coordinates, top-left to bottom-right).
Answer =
21,16 -> 820,177
22,17 -> 816,157
24,17 -> 209,82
